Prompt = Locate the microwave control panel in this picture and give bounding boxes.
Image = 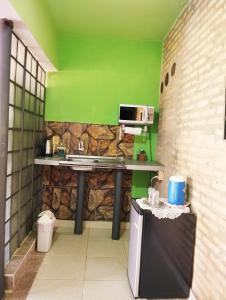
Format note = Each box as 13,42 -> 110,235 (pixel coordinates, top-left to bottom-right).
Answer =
147,106 -> 154,124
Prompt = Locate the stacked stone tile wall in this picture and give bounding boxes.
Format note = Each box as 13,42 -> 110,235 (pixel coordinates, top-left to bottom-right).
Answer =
42,122 -> 134,221
157,0 -> 226,299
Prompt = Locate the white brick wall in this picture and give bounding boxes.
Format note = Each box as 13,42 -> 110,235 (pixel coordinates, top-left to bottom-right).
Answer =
157,0 -> 226,299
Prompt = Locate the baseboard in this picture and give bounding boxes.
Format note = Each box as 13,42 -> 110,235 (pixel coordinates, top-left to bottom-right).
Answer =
4,232 -> 36,292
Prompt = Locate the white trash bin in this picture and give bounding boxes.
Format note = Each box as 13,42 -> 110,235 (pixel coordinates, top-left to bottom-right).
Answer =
37,210 -> 56,252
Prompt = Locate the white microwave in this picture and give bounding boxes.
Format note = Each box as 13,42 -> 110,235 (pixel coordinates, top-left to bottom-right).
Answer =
119,104 -> 154,125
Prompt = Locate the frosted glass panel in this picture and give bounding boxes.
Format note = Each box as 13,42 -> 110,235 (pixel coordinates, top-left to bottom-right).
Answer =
11,34 -> 17,57
13,131 -> 21,151
22,167 -> 32,187
9,83 -> 15,105
28,132 -> 33,148
21,187 -> 27,207
8,130 -> 13,152
8,106 -> 14,128
41,86 -> 45,100
7,153 -> 12,175
30,96 -> 35,112
6,176 -> 12,199
12,152 -> 20,172
27,149 -> 33,165
12,172 -> 19,194
15,86 -> 22,107
37,83 -> 41,98
11,193 -> 18,215
31,77 -> 36,94
24,111 -> 31,130
37,66 -> 41,82
24,92 -> 30,110
26,52 -> 32,71
5,221 -> 10,243
23,131 -> 28,148
21,202 -> 31,225
17,41 -> 25,64
10,58 -> 16,81
31,58 -> 37,76
10,235 -> 18,257
29,115 -> 34,132
5,199 -> 11,221
36,101 -> 40,115
5,244 -> 10,266
25,72 -> 30,91
11,214 -> 18,237
39,117 -> 43,131
35,115 -> 39,129
14,108 -> 21,128
41,70 -> 45,85
22,150 -> 27,168
16,63 -> 24,86
40,102 -> 44,115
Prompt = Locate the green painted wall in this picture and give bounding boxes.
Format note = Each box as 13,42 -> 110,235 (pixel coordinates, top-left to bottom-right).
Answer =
10,0 -> 163,198
45,36 -> 162,197
11,0 -> 58,67
9,0 -> 185,200
46,36 -> 161,126
131,113 -> 159,197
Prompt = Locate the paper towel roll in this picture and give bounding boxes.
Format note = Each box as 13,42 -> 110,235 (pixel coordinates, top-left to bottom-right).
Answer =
124,126 -> 142,135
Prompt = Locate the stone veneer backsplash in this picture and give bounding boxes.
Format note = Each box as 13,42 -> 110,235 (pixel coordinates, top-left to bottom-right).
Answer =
42,121 -> 134,221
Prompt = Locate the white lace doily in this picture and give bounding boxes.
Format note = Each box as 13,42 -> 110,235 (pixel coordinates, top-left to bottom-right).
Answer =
136,198 -> 190,219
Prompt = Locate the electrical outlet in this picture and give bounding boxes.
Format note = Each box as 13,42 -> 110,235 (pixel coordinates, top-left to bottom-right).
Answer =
157,171 -> 164,181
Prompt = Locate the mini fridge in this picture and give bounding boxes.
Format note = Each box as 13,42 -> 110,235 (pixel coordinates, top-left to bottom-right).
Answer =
128,199 -> 196,299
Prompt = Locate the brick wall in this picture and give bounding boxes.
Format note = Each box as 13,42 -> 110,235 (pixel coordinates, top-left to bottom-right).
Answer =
156,0 -> 226,299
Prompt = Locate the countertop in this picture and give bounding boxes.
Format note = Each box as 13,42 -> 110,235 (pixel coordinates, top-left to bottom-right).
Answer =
34,156 -> 164,172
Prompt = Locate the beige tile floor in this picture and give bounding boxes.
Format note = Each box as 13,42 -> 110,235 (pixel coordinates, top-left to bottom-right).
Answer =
26,227 -> 136,300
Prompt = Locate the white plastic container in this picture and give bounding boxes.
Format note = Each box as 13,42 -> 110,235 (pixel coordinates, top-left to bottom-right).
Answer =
37,211 -> 55,252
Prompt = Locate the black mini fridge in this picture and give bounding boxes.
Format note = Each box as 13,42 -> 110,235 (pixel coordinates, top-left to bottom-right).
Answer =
128,199 -> 196,299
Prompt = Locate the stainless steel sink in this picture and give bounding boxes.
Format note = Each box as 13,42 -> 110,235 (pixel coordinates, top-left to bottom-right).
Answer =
66,155 -> 124,163
59,155 -> 125,170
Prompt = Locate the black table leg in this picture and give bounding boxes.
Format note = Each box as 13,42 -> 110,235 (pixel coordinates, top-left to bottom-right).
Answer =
74,171 -> 85,234
112,169 -> 123,240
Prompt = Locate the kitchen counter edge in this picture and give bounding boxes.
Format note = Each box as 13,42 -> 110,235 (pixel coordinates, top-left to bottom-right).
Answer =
34,157 -> 164,171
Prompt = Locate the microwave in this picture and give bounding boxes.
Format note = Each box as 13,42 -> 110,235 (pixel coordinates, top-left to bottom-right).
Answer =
119,104 -> 154,125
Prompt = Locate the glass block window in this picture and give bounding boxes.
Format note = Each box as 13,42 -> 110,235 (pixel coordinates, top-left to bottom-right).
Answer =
5,32 -> 46,264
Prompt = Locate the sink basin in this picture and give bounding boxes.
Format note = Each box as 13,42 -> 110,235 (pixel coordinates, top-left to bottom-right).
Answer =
66,155 -> 124,163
